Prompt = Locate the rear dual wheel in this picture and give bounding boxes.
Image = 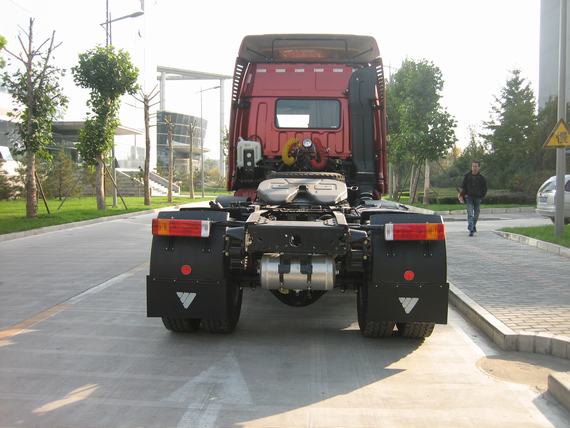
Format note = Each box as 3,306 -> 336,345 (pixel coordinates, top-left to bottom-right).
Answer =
396,322 -> 435,339
162,283 -> 243,334
203,283 -> 243,334
162,317 -> 201,333
356,286 -> 435,339
357,285 -> 395,338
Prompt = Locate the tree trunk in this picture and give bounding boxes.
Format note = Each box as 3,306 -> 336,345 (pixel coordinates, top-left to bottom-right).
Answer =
388,163 -> 393,197
410,163 -> 421,205
25,150 -> 38,218
143,96 -> 151,206
408,164 -> 415,200
423,158 -> 430,205
25,19 -> 37,218
392,164 -> 399,200
96,155 -> 106,210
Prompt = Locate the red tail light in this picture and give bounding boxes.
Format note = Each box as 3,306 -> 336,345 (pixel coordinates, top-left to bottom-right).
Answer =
384,223 -> 445,241
152,218 -> 211,238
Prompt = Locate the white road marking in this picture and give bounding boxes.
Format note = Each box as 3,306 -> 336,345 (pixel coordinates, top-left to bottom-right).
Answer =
165,351 -> 253,428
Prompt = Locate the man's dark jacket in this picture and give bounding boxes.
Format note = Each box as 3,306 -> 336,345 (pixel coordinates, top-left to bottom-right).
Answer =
460,172 -> 487,199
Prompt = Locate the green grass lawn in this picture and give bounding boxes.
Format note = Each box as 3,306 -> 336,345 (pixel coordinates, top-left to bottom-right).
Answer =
0,195 -> 215,235
500,224 -> 570,249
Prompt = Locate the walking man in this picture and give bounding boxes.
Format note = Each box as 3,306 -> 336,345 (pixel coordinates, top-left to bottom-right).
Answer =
458,161 -> 487,237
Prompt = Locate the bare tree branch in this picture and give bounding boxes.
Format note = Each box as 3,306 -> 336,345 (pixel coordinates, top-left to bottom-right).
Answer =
33,37 -> 51,55
33,31 -> 56,88
148,84 -> 159,100
17,35 -> 28,56
2,47 -> 27,66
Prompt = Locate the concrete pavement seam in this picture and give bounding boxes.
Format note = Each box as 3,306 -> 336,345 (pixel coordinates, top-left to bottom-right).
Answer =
449,283 -> 570,412
494,231 -> 570,260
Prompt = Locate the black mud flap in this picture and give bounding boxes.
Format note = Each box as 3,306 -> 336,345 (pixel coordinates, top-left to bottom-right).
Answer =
147,209 -> 230,319
147,277 -> 230,319
368,212 -> 449,324
364,283 -> 449,324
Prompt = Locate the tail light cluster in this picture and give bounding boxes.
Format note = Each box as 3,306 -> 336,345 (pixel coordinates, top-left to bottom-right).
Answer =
384,223 -> 445,241
152,218 -> 211,238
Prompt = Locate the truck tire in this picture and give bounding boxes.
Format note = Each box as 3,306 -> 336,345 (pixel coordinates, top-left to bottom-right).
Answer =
162,317 -> 201,333
203,284 -> 243,334
268,171 -> 345,182
357,286 -> 395,338
270,289 -> 326,307
396,322 -> 435,339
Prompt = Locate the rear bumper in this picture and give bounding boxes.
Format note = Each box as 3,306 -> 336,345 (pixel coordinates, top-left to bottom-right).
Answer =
536,208 -> 570,218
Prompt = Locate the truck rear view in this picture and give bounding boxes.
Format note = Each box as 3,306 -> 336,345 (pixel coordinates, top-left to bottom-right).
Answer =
147,34 -> 448,339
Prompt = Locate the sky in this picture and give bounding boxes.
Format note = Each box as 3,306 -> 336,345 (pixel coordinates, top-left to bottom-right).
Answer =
1,0 -> 541,160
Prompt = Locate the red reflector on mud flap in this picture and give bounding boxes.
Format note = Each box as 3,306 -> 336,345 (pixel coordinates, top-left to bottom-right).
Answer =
384,223 -> 445,241
152,218 -> 211,238
181,264 -> 192,275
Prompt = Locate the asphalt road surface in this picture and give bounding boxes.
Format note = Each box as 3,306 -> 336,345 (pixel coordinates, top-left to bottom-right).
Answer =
0,211 -> 568,427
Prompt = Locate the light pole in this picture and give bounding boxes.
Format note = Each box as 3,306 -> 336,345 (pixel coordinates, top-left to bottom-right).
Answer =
101,0 -> 144,207
198,85 -> 220,198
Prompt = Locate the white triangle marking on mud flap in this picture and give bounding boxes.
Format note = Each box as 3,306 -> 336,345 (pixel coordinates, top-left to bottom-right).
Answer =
177,292 -> 196,309
399,297 -> 419,314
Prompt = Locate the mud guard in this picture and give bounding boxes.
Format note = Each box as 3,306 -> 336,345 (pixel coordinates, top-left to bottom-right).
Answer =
365,212 -> 449,324
146,209 -> 232,319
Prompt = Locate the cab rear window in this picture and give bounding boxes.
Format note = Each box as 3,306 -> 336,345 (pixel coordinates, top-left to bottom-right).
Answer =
275,99 -> 340,129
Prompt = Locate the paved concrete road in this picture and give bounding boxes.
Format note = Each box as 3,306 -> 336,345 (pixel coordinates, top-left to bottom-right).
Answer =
0,212 -> 569,427
0,214 -> 154,329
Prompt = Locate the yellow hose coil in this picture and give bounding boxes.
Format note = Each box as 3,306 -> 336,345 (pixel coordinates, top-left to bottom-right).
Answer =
282,138 -> 299,166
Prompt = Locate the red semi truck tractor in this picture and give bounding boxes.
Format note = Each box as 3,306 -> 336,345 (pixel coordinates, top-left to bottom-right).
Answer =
147,34 -> 448,338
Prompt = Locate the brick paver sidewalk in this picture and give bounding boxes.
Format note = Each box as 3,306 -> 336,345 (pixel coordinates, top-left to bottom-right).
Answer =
446,228 -> 570,338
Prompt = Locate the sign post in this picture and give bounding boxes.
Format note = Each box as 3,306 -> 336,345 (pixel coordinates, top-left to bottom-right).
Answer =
555,0 -> 568,237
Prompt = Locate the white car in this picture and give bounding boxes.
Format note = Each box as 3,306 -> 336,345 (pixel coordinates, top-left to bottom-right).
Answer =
536,174 -> 570,224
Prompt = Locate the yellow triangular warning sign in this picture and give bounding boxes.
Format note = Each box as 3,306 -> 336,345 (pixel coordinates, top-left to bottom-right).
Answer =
544,118 -> 570,148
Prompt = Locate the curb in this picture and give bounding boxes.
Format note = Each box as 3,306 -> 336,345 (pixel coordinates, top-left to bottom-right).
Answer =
435,206 -> 535,215
0,201 -> 210,243
449,283 -> 570,359
494,231 -> 570,259
548,373 -> 570,413
449,283 -> 570,412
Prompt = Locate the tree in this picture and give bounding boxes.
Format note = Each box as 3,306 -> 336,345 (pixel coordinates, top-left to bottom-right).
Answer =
133,86 -> 159,206
482,70 -> 537,191
72,46 -> 139,210
0,34 -> 6,68
387,59 -> 456,203
2,19 -> 67,217
44,150 -> 79,200
0,168 -> 15,199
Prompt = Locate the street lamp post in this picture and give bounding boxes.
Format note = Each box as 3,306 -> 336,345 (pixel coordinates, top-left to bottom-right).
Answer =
198,85 -> 220,198
101,0 -> 144,207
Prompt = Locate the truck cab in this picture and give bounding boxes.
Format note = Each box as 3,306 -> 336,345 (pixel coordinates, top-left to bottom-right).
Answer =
228,34 -> 387,201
